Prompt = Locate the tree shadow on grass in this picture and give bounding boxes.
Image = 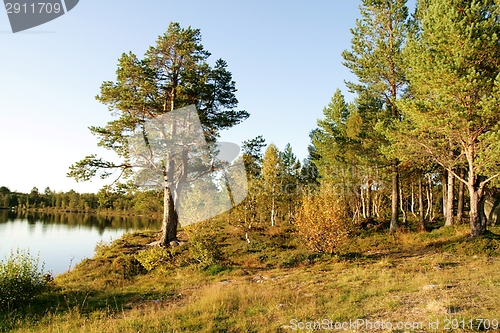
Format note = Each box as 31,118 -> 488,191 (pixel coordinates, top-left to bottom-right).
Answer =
342,226 -> 500,263
0,282 -> 178,332
422,229 -> 500,257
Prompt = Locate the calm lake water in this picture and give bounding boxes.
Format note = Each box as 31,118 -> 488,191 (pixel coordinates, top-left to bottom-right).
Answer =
0,210 -> 160,275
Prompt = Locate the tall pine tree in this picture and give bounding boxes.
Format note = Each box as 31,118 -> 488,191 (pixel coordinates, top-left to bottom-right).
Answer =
68,23 -> 249,245
342,0 -> 409,231
398,0 -> 500,236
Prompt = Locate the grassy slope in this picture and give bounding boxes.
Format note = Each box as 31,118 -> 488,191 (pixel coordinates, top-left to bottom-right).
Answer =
3,221 -> 500,333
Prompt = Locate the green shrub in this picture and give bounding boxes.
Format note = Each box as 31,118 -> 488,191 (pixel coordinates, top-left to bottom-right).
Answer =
0,248 -> 48,311
189,237 -> 223,268
185,221 -> 224,268
135,247 -> 172,272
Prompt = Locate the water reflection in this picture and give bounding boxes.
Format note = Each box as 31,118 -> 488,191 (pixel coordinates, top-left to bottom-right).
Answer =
0,210 -> 161,275
0,210 -> 161,234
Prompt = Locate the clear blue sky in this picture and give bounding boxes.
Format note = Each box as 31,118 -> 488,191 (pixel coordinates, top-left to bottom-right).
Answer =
0,0 -> 416,194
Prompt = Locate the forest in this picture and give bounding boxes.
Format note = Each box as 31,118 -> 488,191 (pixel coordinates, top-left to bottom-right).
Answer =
4,0 -> 499,246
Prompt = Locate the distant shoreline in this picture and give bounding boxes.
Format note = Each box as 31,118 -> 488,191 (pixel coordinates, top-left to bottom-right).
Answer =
6,207 -> 163,219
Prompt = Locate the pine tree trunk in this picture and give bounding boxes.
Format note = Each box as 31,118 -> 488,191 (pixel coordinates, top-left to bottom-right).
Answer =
445,169 -> 455,226
456,169 -> 465,224
160,185 -> 178,246
159,98 -> 179,246
390,161 -> 399,232
479,195 -> 487,232
468,174 -> 487,237
418,178 -> 425,231
469,189 -> 483,237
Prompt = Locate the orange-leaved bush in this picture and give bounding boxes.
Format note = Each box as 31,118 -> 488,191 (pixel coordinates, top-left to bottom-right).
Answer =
296,185 -> 352,254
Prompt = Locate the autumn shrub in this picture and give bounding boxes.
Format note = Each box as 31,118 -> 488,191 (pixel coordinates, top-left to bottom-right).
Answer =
295,185 -> 352,254
0,249 -> 48,311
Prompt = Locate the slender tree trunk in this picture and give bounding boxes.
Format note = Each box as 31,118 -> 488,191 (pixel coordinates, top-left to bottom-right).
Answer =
456,168 -> 465,224
418,178 -> 425,231
245,222 -> 252,244
361,186 -> 366,219
445,169 -> 455,226
390,161 -> 399,231
425,181 -> 430,220
373,192 -> 380,218
442,170 -> 447,218
426,174 -> 434,221
367,182 -> 372,219
410,182 -> 417,217
271,193 -> 276,227
399,185 -> 407,224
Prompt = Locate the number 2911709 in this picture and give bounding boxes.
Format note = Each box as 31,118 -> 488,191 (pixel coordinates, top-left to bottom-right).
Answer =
5,3 -> 62,14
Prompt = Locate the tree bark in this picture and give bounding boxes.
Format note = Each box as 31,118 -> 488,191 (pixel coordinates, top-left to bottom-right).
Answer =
445,169 -> 455,226
373,192 -> 381,218
469,188 -> 484,236
160,185 -> 178,246
426,174 -> 433,221
456,168 -> 465,224
361,186 -> 366,219
367,181 -> 372,219
271,193 -> 276,227
410,182 -> 417,217
418,178 -> 425,231
390,160 -> 399,232
159,101 -> 180,246
468,174 -> 487,237
399,185 -> 407,224
442,170 -> 447,218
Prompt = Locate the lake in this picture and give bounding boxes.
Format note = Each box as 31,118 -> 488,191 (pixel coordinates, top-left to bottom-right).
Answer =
0,210 -> 160,275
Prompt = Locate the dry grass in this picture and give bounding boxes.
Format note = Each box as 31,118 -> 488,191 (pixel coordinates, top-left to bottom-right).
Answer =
2,222 -> 500,332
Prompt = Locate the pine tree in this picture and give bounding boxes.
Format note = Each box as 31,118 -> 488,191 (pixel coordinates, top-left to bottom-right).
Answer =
342,0 -> 409,231
398,0 -> 500,236
300,143 -> 320,189
312,89 -> 386,221
311,90 -> 360,214
68,23 -> 248,245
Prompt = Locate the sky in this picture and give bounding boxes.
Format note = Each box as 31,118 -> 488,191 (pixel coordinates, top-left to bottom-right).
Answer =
0,0 -> 416,194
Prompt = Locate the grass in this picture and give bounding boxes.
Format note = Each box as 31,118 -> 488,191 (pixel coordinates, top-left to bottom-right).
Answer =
2,220 -> 500,332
